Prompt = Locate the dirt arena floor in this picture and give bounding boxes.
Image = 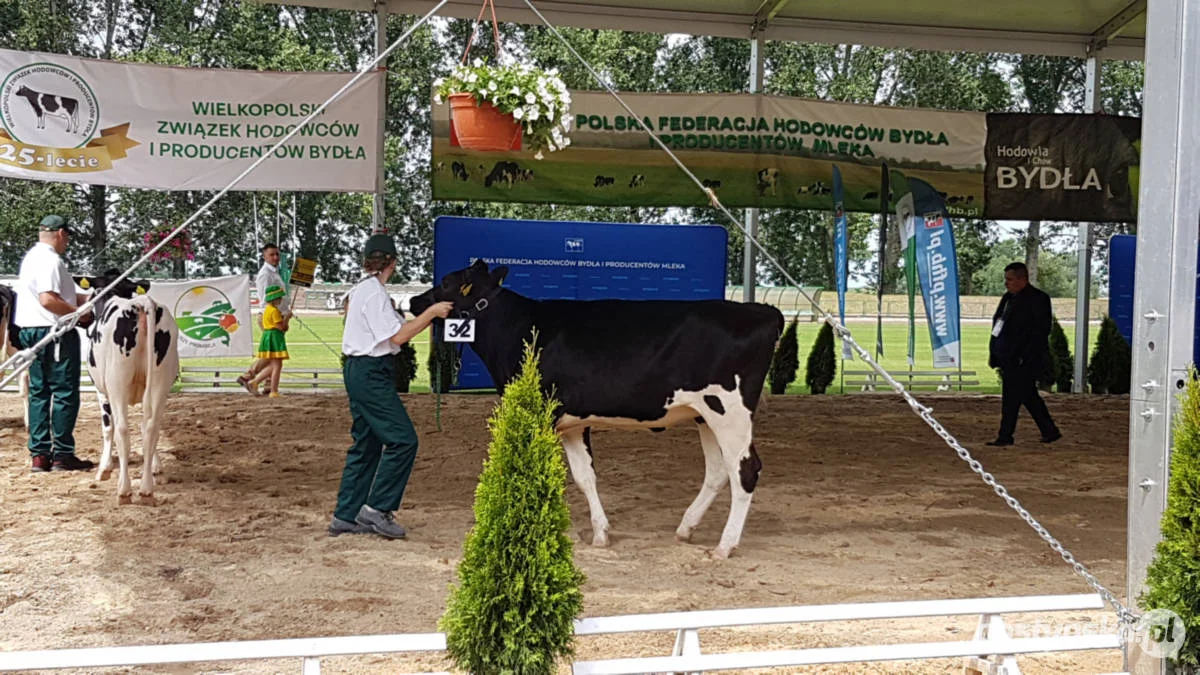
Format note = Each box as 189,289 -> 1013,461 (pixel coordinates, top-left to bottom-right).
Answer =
0,392 -> 1131,674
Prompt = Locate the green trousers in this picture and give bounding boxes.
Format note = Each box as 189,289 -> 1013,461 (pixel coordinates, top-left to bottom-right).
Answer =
19,327 -> 81,458
334,355 -> 419,523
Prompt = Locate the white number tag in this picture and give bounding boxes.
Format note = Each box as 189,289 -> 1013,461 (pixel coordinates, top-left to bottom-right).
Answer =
445,318 -> 475,343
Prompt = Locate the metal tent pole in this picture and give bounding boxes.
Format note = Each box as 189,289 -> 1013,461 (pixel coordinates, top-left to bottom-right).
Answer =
372,4 -> 388,234
1073,55 -> 1102,392
1127,0 -> 1200,672
742,32 -> 764,303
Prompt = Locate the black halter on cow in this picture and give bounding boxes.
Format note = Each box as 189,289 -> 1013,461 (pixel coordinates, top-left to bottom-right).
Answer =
74,270 -> 180,504
411,259 -> 784,558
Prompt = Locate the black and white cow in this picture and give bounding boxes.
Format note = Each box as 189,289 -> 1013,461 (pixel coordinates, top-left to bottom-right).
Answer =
594,175 -> 615,188
411,260 -> 784,558
15,85 -> 80,134
628,174 -> 645,188
76,271 -> 179,504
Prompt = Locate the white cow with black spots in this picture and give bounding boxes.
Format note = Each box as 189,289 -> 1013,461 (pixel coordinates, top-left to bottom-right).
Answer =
77,271 -> 179,504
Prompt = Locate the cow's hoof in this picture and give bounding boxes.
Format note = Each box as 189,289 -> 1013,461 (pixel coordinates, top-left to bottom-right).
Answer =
117,494 -> 133,505
591,531 -> 610,547
137,493 -> 158,506
97,469 -> 112,481
675,530 -> 693,543
710,546 -> 735,560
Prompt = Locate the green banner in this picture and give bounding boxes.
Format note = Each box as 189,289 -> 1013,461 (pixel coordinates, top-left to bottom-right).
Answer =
433,90 -> 986,217
432,91 -> 1142,223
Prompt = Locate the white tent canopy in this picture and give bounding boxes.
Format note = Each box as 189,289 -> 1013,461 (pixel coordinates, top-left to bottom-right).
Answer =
291,0 -> 1147,59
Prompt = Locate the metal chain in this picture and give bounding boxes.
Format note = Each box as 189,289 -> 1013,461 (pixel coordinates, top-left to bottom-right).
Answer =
834,322 -> 1139,627
521,0 -> 1138,628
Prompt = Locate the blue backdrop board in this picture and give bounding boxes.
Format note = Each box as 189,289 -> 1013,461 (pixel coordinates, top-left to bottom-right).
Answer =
1107,234 -> 1200,364
432,216 -> 729,390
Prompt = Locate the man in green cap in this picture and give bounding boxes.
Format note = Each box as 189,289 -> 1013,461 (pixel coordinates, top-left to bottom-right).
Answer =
328,232 -> 452,538
15,215 -> 94,472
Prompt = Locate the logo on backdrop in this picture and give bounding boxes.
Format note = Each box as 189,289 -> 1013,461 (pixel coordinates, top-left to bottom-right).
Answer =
0,62 -> 137,173
173,286 -> 241,348
1134,608 -> 1186,659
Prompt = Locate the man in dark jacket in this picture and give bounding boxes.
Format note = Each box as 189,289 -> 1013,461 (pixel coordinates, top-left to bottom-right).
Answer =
987,262 -> 1062,446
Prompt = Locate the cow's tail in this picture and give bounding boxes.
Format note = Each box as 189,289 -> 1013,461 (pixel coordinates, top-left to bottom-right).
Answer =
141,296 -> 157,404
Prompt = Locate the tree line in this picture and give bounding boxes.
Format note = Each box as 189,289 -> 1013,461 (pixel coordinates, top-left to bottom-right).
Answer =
0,1 -> 1143,296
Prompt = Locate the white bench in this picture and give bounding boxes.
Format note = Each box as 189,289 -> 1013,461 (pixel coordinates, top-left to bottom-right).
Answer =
845,369 -> 980,391
178,366 -> 343,394
571,594 -> 1122,675
0,633 -> 447,674
0,595 -> 1126,674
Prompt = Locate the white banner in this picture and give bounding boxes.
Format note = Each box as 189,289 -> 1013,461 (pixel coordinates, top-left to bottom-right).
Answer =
147,275 -> 253,358
0,49 -> 381,191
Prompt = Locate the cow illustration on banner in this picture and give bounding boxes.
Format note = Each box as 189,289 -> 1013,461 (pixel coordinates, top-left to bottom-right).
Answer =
146,275 -> 253,358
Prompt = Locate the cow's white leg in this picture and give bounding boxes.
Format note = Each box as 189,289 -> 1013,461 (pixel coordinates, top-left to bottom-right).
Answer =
562,427 -> 610,547
95,393 -> 115,481
694,393 -> 760,559
139,392 -> 165,500
111,401 -> 133,504
675,421 -> 726,543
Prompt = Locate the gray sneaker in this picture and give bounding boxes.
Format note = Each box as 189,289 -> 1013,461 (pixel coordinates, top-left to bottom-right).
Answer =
328,516 -> 371,537
355,505 -> 407,539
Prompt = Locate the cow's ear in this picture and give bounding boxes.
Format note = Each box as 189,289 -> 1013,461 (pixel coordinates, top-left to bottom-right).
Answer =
470,258 -> 488,272
491,265 -> 508,286
135,281 -> 149,295
75,276 -> 93,290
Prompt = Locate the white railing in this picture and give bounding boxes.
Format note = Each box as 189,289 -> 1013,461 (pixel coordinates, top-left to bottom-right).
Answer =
0,594 -> 1126,674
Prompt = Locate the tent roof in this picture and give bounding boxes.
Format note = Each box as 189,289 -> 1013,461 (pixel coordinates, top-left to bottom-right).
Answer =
284,0 -> 1146,60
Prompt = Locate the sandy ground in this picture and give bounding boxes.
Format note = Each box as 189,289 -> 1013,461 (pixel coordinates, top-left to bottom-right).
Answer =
0,391 -> 1131,674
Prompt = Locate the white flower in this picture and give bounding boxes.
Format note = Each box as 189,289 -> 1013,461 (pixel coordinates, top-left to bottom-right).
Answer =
512,107 -> 525,120
561,137 -> 571,147
561,117 -> 572,132
525,92 -> 536,104
548,67 -> 559,76
551,128 -> 563,144
433,94 -> 443,105
433,77 -> 444,88
466,73 -> 478,83
535,150 -> 544,160
511,86 -> 521,96
488,81 -> 497,91
526,107 -> 540,121
473,58 -> 483,68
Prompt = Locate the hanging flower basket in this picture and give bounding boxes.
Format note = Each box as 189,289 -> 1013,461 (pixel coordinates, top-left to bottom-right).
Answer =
447,91 -> 522,152
142,224 -> 196,263
435,59 -> 573,160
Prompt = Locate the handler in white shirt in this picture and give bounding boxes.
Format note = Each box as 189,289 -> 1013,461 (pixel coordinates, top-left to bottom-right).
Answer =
327,233 -> 451,539
15,215 -> 94,473
238,243 -> 292,393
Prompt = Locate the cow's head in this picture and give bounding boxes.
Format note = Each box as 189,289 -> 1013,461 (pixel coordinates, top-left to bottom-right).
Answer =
410,259 -> 508,317
74,270 -> 152,299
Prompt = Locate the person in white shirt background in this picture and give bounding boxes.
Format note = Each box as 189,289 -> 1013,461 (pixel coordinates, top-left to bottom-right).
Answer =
238,243 -> 291,393
15,215 -> 94,473
328,233 -> 451,539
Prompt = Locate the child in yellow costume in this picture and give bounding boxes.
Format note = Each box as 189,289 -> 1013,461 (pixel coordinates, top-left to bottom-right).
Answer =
249,285 -> 289,397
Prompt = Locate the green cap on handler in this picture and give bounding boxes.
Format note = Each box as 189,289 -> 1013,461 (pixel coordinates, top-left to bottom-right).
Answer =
264,285 -> 285,302
364,232 -> 397,257
39,214 -> 71,233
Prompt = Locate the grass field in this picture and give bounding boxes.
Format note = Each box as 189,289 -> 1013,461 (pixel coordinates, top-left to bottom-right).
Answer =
190,314 -> 1099,395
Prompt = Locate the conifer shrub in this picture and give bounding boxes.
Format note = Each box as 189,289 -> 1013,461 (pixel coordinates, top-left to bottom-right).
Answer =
769,316 -> 800,395
1087,316 -> 1132,395
805,322 -> 837,395
440,341 -> 585,675
1140,367 -> 1200,670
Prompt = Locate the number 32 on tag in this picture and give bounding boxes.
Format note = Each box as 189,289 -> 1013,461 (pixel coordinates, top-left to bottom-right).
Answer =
445,318 -> 475,343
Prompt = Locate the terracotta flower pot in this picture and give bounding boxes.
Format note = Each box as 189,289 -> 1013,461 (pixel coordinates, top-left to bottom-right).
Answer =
448,92 -> 521,152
